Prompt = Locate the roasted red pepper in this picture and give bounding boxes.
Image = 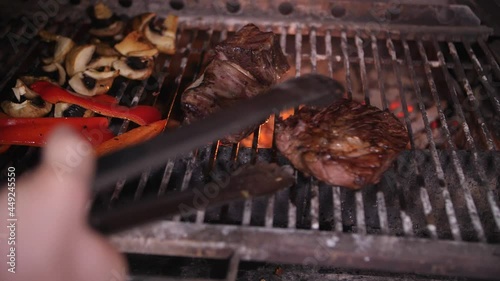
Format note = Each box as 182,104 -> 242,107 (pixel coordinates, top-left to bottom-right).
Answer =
31,81 -> 162,125
0,117 -> 115,147
95,119 -> 168,156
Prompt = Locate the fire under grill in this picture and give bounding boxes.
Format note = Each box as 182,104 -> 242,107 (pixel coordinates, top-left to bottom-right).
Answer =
1,0 -> 500,280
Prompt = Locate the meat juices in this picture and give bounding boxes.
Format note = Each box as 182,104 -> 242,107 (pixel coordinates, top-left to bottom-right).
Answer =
275,99 -> 409,189
181,24 -> 290,143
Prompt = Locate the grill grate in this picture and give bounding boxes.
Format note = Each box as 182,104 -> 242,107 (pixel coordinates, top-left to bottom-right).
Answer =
105,21 -> 499,278
0,1 -> 500,280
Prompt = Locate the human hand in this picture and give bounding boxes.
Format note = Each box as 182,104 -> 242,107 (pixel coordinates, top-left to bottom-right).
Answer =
0,127 -> 127,281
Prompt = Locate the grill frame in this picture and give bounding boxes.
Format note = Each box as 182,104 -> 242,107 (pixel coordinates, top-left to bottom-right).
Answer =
1,1 -> 500,280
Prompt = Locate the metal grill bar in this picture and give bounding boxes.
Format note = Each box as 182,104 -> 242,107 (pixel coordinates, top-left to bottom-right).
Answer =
463,41 -> 500,114
432,39 -> 478,153
172,152 -> 197,222
355,34 -> 370,105
134,169 -> 151,201
310,182 -> 320,230
157,160 -> 175,196
309,28 -> 320,231
386,37 -> 417,238
109,83 -> 132,201
355,191 -> 366,234
112,221 -> 500,280
403,39 -> 486,242
285,27 -> 303,229
294,26 -> 302,78
447,42 -> 497,150
376,191 -> 390,235
262,25 -> 290,229
310,27 -> 317,73
477,40 -> 500,79
324,30 -> 344,232
419,188 -> 437,239
370,33 -> 388,110
340,31 -> 353,99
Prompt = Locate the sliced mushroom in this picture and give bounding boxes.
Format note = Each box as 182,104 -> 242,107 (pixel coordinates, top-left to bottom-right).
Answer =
54,103 -> 93,118
54,102 -> 71,117
90,21 -> 125,39
65,44 -> 96,77
114,31 -> 157,57
88,2 -> 124,39
143,15 -> 177,54
91,38 -> 121,56
127,48 -> 158,57
87,56 -> 119,70
12,79 -> 39,100
68,69 -> 119,96
42,62 -> 66,86
1,96 -> 52,118
112,56 -> 154,80
131,13 -> 156,32
93,2 -> 113,20
39,30 -> 75,64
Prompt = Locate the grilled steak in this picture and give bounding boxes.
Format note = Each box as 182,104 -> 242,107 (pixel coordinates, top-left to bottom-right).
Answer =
181,24 -> 290,143
215,24 -> 289,86
275,99 -> 409,189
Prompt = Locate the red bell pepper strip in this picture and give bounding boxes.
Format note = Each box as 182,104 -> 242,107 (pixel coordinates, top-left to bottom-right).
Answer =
31,81 -> 162,125
93,94 -> 119,105
95,119 -> 168,156
0,117 -> 115,147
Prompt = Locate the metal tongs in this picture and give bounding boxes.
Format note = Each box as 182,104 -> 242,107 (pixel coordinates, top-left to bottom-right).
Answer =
91,74 -> 344,234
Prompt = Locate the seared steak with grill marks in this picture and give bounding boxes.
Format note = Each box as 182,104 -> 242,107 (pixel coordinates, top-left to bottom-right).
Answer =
215,24 -> 289,86
181,24 -> 290,143
275,99 -> 409,189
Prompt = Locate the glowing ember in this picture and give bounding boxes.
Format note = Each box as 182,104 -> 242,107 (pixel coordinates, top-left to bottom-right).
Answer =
240,108 -> 294,148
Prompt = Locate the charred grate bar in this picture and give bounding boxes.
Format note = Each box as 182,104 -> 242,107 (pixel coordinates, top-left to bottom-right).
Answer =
0,1 -> 499,280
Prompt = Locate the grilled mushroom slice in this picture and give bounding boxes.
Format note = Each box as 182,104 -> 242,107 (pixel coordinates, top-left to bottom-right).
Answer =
114,31 -> 158,57
42,62 -> 66,86
39,30 -> 75,64
54,102 -> 70,117
65,44 -> 96,77
68,69 -> 119,96
112,56 -> 154,80
12,79 -> 39,100
1,98 -> 52,118
91,38 -> 121,56
54,103 -> 93,117
90,21 -> 125,39
131,13 -> 156,32
87,56 -> 119,69
143,15 -> 177,54
1,86 -> 52,118
88,2 -> 124,40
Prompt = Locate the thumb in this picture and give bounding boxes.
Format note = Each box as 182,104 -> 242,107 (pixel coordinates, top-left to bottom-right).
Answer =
37,126 -> 96,221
